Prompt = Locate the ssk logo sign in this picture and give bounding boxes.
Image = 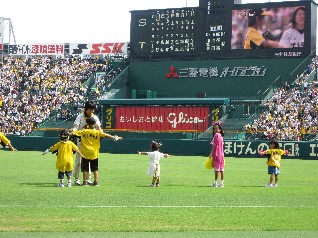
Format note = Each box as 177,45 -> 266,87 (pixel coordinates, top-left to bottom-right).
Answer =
70,42 -> 128,55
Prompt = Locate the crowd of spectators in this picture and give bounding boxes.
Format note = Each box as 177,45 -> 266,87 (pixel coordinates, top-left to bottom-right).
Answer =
89,55 -> 127,100
245,56 -> 318,141
1,52 -> 317,140
0,55 -> 110,135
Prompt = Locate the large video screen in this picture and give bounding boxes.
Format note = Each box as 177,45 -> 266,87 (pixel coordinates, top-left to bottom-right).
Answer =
129,0 -> 315,60
232,6 -> 305,50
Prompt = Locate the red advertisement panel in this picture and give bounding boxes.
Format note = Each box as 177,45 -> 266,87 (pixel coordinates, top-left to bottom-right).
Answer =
8,44 -> 64,55
115,106 -> 209,131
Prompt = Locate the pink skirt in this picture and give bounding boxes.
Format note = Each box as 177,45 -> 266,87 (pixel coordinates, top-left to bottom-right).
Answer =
213,156 -> 224,172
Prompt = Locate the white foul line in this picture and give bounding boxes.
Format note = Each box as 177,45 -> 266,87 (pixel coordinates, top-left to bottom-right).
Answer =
76,205 -> 311,208
0,205 -> 315,208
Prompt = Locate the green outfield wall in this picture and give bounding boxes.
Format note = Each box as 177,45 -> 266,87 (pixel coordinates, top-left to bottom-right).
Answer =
5,136 -> 318,159
128,58 -> 309,99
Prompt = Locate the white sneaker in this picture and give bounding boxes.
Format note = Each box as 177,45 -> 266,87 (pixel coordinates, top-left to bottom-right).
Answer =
266,183 -> 273,188
273,184 -> 278,188
149,184 -> 155,187
219,183 -> 224,188
211,182 -> 218,187
86,180 -> 93,185
58,183 -> 64,187
66,182 -> 72,187
74,179 -> 81,186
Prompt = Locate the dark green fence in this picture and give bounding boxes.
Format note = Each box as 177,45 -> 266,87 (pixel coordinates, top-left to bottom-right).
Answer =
5,136 -> 318,159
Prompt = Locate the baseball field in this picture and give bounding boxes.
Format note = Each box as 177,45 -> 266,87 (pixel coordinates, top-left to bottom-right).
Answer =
0,151 -> 317,238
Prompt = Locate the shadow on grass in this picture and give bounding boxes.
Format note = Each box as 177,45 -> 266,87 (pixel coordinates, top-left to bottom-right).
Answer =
20,182 -> 58,187
136,185 -> 158,188
238,185 -> 266,188
136,184 -> 216,188
152,185 -> 267,188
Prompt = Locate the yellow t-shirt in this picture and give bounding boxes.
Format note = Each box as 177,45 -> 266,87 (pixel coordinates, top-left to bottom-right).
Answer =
50,141 -> 78,172
244,27 -> 265,49
0,133 -> 10,145
264,149 -> 286,168
72,129 -> 107,160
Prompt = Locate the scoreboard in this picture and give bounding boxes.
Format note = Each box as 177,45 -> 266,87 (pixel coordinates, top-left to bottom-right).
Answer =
130,8 -> 200,55
130,0 -> 316,60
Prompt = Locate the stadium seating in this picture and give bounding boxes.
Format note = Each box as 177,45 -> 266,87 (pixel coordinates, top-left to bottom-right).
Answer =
1,53 -> 318,142
0,55 -> 122,135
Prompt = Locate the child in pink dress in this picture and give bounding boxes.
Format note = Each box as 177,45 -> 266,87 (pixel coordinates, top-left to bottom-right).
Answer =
210,121 -> 225,187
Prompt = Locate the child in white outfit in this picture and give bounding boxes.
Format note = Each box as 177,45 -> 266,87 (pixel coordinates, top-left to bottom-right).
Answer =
138,141 -> 169,187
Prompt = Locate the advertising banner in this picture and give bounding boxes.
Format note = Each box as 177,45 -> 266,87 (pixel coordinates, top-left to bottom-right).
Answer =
7,44 -> 64,55
69,42 -> 128,55
114,106 -> 209,131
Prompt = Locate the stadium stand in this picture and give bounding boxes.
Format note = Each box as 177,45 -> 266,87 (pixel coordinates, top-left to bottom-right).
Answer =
0,55 -> 124,135
1,52 -> 317,142
244,56 -> 318,141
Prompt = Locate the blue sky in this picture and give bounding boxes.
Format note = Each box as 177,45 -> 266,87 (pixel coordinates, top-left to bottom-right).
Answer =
0,0 -> 310,44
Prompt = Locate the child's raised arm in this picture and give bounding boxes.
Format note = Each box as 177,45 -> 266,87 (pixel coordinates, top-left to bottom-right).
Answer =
8,143 -> 17,152
104,133 -> 123,141
42,149 -> 50,155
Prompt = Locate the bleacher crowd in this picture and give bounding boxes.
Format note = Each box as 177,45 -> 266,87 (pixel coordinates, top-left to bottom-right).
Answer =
1,53 -> 318,140
245,56 -> 318,141
0,55 -> 116,135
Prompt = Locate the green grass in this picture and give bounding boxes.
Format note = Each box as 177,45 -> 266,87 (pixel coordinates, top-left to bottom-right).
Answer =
0,151 -> 317,237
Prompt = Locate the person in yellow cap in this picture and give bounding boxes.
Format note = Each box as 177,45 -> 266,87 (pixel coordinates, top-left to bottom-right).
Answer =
244,9 -> 282,49
0,127 -> 17,151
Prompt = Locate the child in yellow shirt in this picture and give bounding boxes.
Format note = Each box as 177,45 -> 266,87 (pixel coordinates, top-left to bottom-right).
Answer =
0,132 -> 17,151
71,117 -> 122,186
259,140 -> 288,188
42,130 -> 83,187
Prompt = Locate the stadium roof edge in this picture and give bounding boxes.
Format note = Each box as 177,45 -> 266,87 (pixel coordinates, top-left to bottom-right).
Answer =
98,98 -> 230,106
